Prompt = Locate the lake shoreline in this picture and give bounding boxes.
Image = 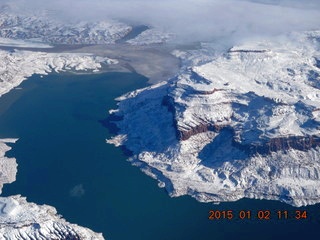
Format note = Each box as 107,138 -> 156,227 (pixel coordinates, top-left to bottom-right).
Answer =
0,72 -> 320,240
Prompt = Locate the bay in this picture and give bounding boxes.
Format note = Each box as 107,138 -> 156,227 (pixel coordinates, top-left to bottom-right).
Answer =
0,72 -> 319,240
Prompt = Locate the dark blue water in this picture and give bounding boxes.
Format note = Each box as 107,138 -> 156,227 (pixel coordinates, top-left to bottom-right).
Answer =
0,73 -> 319,240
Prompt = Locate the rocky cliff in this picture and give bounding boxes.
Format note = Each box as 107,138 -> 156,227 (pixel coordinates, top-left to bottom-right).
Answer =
108,31 -> 320,207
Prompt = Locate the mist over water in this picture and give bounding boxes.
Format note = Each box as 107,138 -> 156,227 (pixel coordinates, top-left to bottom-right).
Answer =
4,0 -> 320,44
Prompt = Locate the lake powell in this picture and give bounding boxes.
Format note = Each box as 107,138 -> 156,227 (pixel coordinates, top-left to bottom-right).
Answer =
0,72 -> 319,240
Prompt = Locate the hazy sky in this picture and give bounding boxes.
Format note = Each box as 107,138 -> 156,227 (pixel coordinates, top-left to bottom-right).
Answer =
4,0 -> 320,43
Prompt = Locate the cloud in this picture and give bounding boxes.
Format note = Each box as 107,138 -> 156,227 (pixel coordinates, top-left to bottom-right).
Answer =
3,0 -> 320,43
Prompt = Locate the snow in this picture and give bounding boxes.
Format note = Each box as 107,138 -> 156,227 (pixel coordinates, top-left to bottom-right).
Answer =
0,50 -> 117,98
0,197 -> 19,215
0,195 -> 104,239
0,3 -> 319,236
108,31 -> 320,207
0,8 -> 131,45
0,139 -> 18,194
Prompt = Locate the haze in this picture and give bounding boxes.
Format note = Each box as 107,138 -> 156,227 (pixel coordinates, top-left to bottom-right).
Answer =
4,0 -> 320,43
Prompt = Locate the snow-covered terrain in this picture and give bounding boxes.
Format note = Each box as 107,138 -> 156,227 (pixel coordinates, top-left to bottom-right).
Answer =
0,195 -> 104,239
0,2 -> 319,238
0,5 -> 131,45
0,139 -> 17,194
0,49 -> 117,98
126,29 -> 174,45
0,4 -> 177,47
108,31 -> 320,207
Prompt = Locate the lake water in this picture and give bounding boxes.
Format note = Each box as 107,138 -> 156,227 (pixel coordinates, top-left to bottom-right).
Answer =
0,72 -> 319,240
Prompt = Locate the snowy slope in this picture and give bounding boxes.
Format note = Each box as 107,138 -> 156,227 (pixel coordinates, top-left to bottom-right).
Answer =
108,31 -> 320,207
0,195 -> 104,239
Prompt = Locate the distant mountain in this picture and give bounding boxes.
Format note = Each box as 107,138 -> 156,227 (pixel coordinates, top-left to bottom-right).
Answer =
0,5 -> 131,45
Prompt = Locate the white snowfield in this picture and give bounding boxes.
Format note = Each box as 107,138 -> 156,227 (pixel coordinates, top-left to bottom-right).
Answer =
174,32 -> 320,140
0,50 -> 117,98
0,195 -> 104,240
108,31 -> 320,207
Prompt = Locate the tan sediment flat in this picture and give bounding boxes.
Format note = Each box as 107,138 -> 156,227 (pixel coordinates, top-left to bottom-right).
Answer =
68,44 -> 181,84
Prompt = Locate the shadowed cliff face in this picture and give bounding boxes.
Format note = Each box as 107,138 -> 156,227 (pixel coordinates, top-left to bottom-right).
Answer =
162,94 -> 320,156
234,135 -> 320,155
